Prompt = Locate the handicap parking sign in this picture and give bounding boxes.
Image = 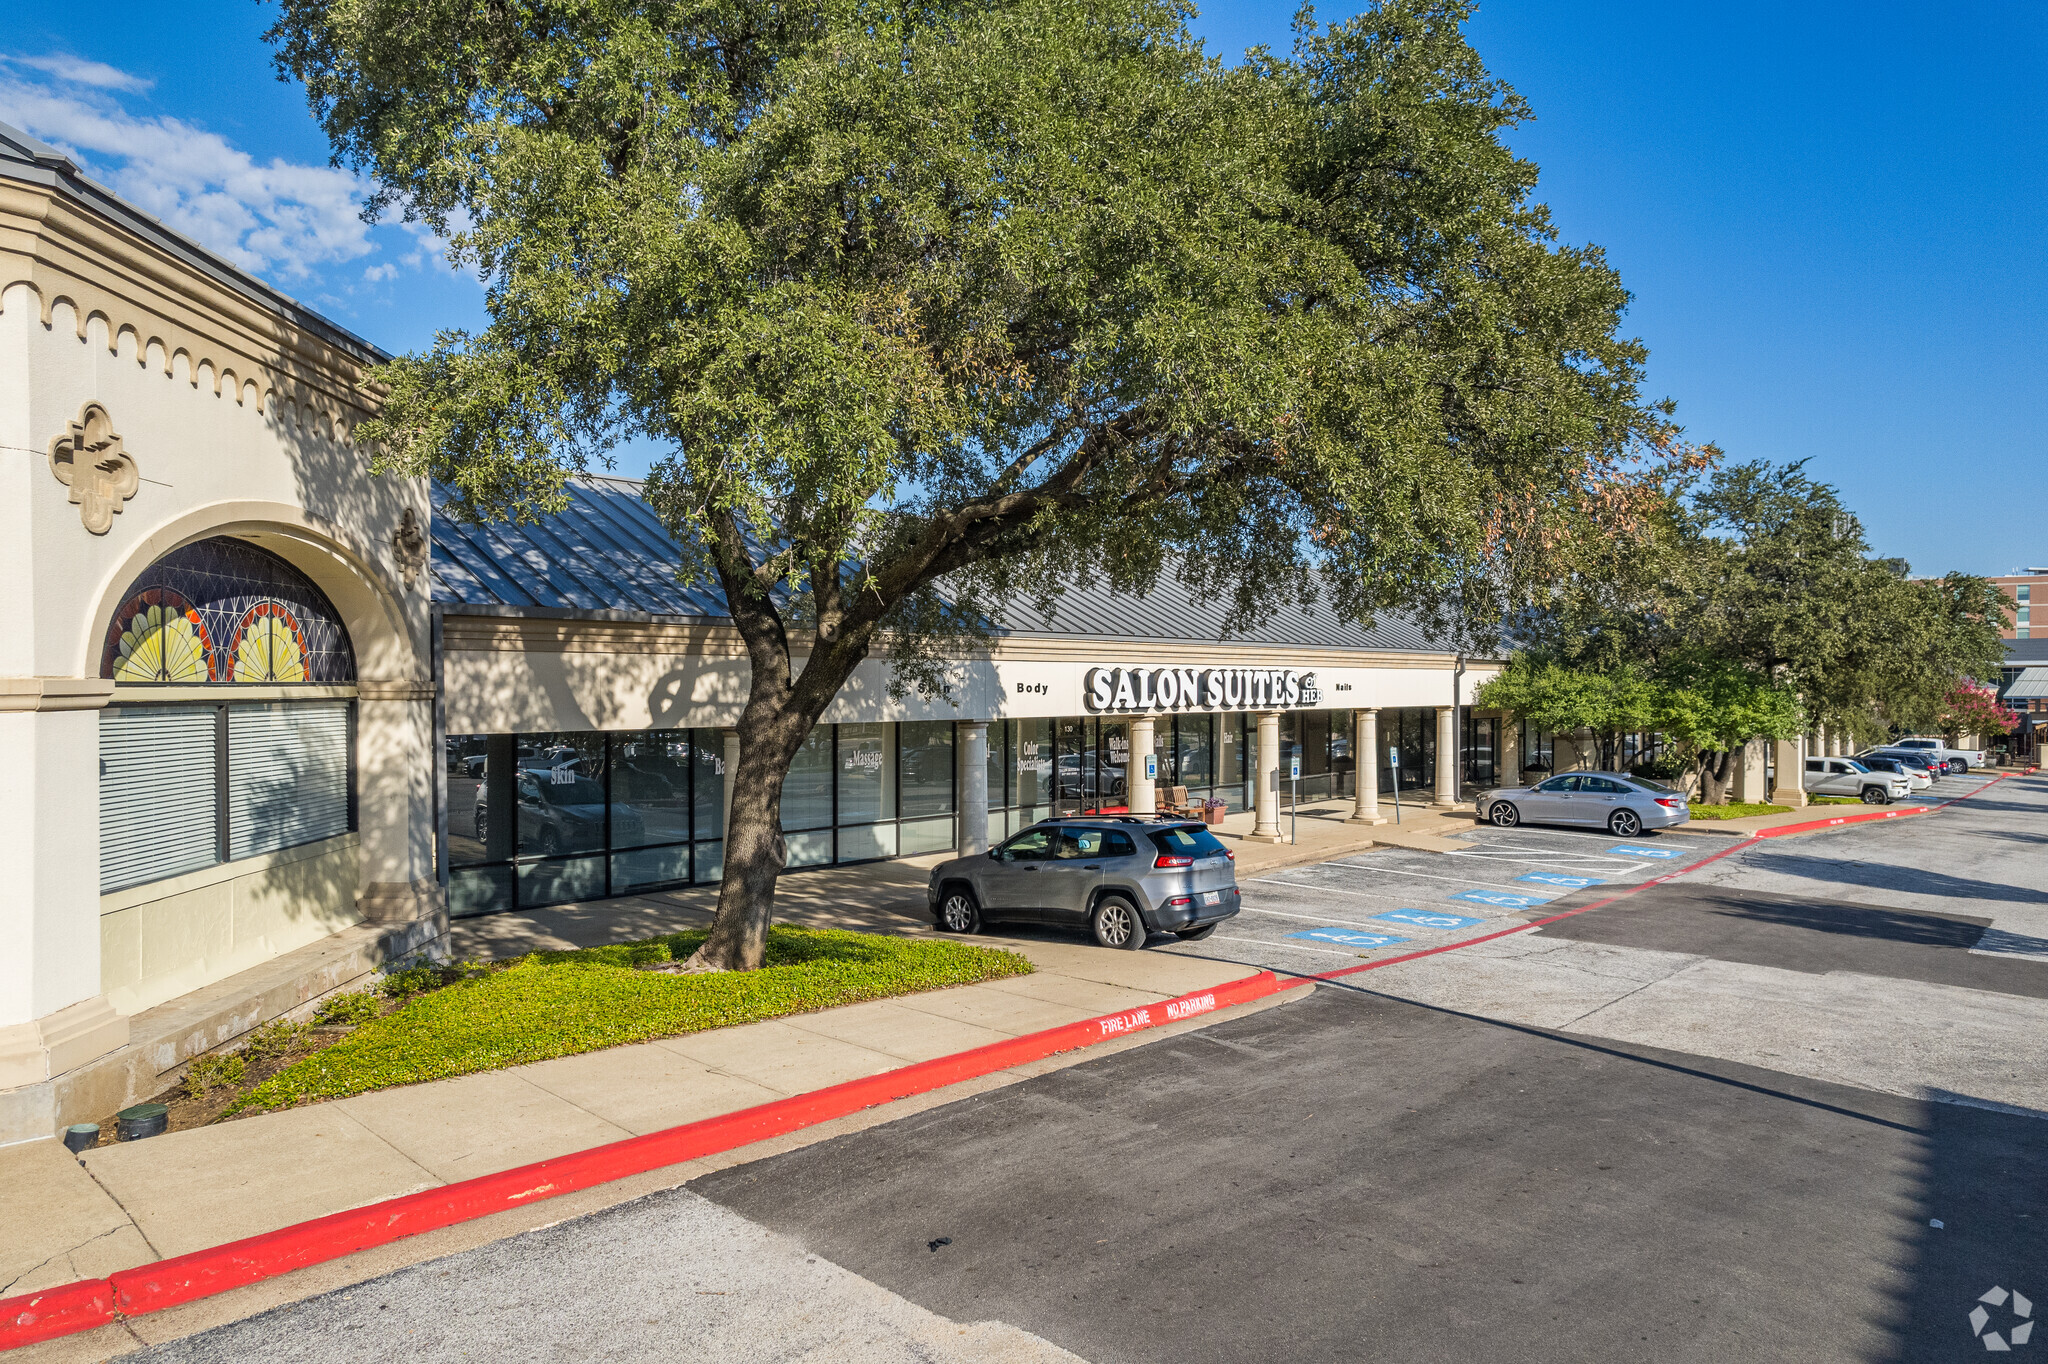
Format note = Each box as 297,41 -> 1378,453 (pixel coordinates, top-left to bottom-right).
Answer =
1609,844 -> 1683,859
1450,890 -> 1554,910
1515,872 -> 1606,889
1286,928 -> 1411,949
1369,909 -> 1486,931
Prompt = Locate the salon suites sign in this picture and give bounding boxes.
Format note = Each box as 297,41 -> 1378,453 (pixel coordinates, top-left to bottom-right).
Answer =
1084,665 -> 1322,714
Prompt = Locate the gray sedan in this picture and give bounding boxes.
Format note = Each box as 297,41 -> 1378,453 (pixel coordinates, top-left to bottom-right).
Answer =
1479,771 -> 1690,837
926,818 -> 1241,949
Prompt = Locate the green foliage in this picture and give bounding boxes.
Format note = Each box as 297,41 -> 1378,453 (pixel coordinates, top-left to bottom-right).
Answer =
266,0 -> 1694,968
380,963 -> 445,999
1811,796 -> 1860,806
229,927 -> 1032,1114
244,1017 -> 311,1060
1687,802 -> 1790,821
315,992 -> 383,1027
183,1052 -> 247,1099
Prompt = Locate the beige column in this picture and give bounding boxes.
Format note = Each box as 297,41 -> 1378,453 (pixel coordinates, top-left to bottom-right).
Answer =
355,684 -> 443,926
721,728 -> 740,836
1432,705 -> 1459,806
1730,739 -> 1767,803
1249,710 -> 1284,842
1128,715 -> 1157,816
1770,733 -> 1808,807
1495,717 -> 1521,784
956,721 -> 990,855
1349,708 -> 1386,825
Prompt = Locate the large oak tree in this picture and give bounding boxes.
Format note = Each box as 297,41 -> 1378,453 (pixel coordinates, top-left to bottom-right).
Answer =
271,0 -> 1680,968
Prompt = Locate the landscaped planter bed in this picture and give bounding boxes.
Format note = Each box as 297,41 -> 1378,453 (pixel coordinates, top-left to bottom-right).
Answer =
87,926 -> 1031,1141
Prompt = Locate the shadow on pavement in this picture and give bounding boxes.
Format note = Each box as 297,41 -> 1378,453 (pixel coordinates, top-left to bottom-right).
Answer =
1740,849 -> 2048,907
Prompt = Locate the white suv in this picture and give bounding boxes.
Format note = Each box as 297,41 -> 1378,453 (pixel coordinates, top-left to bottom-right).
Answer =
1889,736 -> 1981,773
1802,757 -> 1911,805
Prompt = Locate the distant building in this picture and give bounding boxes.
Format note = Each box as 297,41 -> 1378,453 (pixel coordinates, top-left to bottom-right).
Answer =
1998,638 -> 2048,715
1987,570 -> 2048,639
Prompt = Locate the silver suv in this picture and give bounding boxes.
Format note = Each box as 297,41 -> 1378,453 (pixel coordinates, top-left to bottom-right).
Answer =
927,817 -> 1241,950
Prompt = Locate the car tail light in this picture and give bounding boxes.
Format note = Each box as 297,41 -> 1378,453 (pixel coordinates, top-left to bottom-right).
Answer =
1225,849 -> 1236,861
1655,798 -> 1681,809
1165,896 -> 1193,908
1154,854 -> 1194,868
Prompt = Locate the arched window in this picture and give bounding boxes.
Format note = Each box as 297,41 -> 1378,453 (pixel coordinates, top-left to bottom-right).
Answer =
98,537 -> 357,893
101,537 -> 355,683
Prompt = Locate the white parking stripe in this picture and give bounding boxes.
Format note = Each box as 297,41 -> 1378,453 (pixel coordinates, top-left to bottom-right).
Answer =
1464,823 -> 1690,847
1205,933 -> 1364,958
1241,905 -> 1483,930
1304,862 -> 1610,892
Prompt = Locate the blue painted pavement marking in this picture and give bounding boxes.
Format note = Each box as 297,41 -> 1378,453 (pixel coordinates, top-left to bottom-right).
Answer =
1515,872 -> 1608,889
1609,844 -> 1685,859
1286,928 -> 1413,949
1450,890 -> 1556,910
1369,909 -> 1487,931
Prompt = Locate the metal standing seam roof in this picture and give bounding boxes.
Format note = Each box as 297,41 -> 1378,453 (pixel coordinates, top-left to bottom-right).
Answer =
2006,668 -> 2048,701
429,476 -> 1461,653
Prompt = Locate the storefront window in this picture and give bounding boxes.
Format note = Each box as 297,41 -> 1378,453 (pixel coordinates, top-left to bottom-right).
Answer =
837,722 -> 898,862
1219,714 -> 1248,809
1174,714 -> 1214,790
782,727 -> 834,832
1519,720 -> 1555,775
1464,715 -> 1497,787
1014,719 -> 1053,823
898,720 -> 955,853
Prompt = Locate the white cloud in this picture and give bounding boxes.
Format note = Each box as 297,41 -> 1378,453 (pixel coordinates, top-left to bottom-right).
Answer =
13,53 -> 153,93
0,50 -> 470,295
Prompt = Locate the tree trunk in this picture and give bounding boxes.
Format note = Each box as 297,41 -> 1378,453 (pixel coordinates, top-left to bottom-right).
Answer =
1696,749 -> 1733,805
686,692 -> 814,972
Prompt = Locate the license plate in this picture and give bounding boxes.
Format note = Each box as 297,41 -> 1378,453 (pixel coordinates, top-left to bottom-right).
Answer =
1199,891 -> 1221,906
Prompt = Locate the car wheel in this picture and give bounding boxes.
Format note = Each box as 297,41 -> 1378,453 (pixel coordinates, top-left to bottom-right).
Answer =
1488,802 -> 1521,828
1091,895 -> 1146,951
935,885 -> 982,934
1861,787 -> 1889,805
1607,808 -> 1642,837
538,827 -> 562,856
474,810 -> 488,843
1175,923 -> 1219,942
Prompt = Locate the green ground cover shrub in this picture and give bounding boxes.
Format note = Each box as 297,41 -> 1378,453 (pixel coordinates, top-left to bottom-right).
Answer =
315,991 -> 383,1026
231,926 -> 1031,1115
1687,802 -> 1791,820
183,1052 -> 246,1098
1810,796 -> 1861,806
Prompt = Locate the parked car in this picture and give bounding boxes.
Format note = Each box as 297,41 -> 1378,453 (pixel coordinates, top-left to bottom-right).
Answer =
1853,754 -> 1932,792
927,817 -> 1239,949
1802,756 -> 1910,804
1889,736 -> 1983,773
1862,748 -> 1946,781
1479,771 -> 1689,836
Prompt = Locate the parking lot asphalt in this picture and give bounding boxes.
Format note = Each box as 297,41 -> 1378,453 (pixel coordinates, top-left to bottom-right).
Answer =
128,771 -> 2047,1364
1151,818 -> 1710,977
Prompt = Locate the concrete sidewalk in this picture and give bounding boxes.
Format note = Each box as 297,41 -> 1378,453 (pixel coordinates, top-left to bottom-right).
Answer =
0,935 -> 1267,1319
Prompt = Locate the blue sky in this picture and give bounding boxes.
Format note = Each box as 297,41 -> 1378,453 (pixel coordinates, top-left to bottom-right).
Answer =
4,1 -> 2041,577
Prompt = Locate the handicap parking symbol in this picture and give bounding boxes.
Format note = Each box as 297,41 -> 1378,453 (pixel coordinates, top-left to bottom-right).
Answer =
1515,872 -> 1606,889
1286,928 -> 1412,949
1609,844 -> 1684,859
1369,909 -> 1486,931
1450,890 -> 1555,910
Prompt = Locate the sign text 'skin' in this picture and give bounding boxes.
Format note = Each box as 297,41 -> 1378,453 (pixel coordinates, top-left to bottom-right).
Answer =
1084,666 -> 1322,714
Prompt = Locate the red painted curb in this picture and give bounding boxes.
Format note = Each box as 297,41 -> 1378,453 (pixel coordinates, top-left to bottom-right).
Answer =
0,1281 -> 117,1350
0,969 -> 1280,1349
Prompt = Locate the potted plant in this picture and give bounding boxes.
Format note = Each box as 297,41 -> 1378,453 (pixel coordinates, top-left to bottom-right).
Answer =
1201,797 -> 1228,826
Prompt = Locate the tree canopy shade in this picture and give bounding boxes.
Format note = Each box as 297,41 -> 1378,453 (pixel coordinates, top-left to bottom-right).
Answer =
271,0 -> 1683,968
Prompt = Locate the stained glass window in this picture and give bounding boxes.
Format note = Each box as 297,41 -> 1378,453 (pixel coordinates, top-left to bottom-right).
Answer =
102,538 -> 355,683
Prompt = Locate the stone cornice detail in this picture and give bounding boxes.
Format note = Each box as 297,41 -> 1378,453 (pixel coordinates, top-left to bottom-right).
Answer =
0,181 -> 385,435
0,677 -> 117,712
